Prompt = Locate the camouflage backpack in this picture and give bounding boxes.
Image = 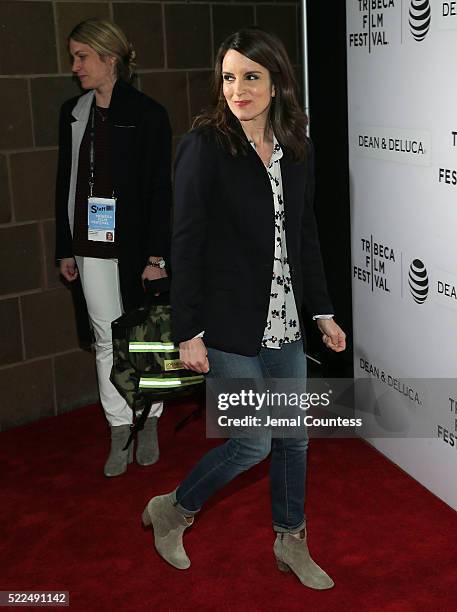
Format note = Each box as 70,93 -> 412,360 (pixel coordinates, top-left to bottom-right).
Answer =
110,279 -> 204,446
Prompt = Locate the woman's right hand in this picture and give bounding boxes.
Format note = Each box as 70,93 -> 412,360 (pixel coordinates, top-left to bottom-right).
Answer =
179,338 -> 209,373
60,257 -> 78,282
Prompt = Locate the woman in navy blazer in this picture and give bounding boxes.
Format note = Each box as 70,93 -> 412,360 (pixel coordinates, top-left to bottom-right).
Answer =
142,29 -> 346,589
171,128 -> 333,356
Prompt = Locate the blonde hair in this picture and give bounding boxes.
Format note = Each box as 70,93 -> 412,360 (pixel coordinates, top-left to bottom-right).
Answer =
69,18 -> 136,81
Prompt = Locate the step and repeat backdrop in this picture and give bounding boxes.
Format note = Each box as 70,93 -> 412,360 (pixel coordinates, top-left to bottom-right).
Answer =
346,0 -> 457,509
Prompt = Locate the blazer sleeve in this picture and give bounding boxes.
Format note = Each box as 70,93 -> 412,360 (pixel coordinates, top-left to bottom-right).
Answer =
55,101 -> 74,261
300,139 -> 335,317
171,130 -> 215,343
140,103 -> 172,260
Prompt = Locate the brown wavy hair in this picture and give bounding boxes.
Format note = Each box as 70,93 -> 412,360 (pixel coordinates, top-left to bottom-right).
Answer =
193,28 -> 308,162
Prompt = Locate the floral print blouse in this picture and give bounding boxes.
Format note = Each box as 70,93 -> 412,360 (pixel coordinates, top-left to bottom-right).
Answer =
250,136 -> 302,350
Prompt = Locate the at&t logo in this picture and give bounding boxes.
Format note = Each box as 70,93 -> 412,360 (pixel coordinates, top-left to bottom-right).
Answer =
408,259 -> 429,303
409,0 -> 431,41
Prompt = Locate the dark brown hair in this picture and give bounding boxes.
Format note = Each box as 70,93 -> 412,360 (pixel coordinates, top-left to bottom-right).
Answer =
193,28 -> 308,161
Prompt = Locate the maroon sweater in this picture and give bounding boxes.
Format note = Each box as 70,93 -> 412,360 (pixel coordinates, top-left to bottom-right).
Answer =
72,105 -> 118,258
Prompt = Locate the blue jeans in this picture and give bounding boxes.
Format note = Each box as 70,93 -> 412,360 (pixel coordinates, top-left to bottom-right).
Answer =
172,340 -> 308,533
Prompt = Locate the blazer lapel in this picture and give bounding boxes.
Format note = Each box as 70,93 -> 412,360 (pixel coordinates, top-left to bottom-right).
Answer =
68,90 -> 94,233
71,89 -> 94,149
281,150 -> 306,253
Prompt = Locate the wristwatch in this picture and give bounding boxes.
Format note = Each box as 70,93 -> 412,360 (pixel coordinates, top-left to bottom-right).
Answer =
147,258 -> 166,269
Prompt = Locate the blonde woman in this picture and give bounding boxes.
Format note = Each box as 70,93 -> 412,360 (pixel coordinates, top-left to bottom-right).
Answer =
55,19 -> 172,477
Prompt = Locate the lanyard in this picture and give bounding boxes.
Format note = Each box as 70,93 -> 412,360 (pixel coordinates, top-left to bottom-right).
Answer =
88,106 -> 96,197
88,105 -> 115,199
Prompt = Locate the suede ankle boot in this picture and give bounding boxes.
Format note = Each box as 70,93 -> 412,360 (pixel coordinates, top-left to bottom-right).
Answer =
136,417 -> 159,466
142,493 -> 193,570
104,425 -> 133,477
273,528 -> 334,590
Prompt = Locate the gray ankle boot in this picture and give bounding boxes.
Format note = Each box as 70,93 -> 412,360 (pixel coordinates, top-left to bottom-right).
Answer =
136,417 -> 159,466
273,529 -> 334,590
104,425 -> 133,477
142,493 -> 193,570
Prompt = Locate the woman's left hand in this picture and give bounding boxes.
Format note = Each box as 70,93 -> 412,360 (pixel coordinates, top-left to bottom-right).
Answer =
316,318 -> 346,352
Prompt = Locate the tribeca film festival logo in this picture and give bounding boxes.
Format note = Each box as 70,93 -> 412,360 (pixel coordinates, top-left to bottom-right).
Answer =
353,235 -> 396,293
408,259 -> 429,303
409,0 -> 431,41
438,131 -> 457,188
348,0 -> 396,52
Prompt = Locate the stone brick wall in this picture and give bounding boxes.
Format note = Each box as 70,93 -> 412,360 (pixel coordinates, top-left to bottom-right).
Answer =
0,0 -> 301,431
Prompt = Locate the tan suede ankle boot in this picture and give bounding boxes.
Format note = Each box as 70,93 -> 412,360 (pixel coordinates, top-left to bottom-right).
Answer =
273,528 -> 334,590
136,417 -> 159,466
142,494 -> 193,570
104,425 -> 133,477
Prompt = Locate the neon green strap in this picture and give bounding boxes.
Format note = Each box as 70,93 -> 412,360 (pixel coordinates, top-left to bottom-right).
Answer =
139,375 -> 204,388
129,342 -> 179,353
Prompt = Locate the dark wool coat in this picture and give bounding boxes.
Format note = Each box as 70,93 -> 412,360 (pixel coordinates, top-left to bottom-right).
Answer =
55,79 -> 172,312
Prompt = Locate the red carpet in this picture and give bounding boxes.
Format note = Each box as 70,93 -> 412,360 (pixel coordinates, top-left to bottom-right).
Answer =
1,400 -> 456,611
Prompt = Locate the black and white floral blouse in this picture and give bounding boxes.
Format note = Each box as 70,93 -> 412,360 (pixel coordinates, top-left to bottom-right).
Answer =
250,136 -> 302,350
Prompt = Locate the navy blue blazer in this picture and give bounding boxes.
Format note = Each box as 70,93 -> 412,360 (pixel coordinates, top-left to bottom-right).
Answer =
171,127 -> 333,356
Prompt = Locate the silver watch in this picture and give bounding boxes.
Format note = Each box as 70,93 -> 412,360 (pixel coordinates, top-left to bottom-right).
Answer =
147,258 -> 166,269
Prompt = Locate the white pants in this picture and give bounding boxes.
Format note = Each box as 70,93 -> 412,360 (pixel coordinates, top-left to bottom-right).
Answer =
76,256 -> 163,426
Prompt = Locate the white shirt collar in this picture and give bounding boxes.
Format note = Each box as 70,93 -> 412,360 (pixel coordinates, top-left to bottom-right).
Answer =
248,133 -> 283,166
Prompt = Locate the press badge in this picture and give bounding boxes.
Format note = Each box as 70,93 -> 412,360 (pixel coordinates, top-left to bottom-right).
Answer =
87,197 -> 116,242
